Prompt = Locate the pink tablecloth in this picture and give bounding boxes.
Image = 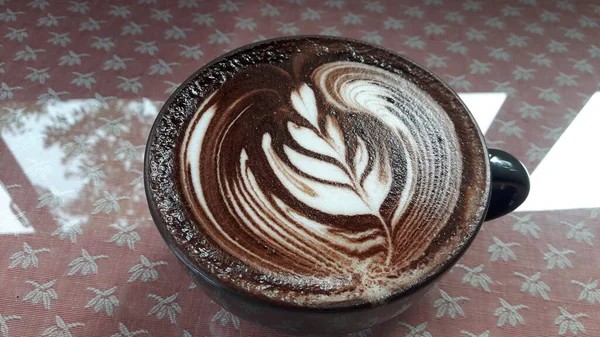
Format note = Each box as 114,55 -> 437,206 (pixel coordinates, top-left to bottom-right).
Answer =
1,0 -> 599,336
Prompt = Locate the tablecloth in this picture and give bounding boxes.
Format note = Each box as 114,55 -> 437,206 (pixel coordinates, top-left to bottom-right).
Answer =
1,0 -> 599,336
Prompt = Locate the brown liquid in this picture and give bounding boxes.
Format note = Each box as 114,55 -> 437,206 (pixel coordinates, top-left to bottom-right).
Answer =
147,37 -> 489,307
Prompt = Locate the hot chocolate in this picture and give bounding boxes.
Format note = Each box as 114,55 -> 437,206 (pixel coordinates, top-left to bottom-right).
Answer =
148,37 -> 489,307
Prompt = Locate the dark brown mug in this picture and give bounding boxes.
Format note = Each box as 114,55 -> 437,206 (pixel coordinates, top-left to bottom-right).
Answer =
145,36 -> 530,335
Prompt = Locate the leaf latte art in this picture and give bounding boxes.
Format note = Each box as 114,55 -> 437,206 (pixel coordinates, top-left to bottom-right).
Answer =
159,38 -> 490,305
181,59 -> 467,302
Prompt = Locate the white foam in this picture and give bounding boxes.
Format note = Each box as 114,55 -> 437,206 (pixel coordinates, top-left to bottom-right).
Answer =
263,133 -> 376,216
291,83 -> 320,129
283,145 -> 352,185
287,122 -> 339,159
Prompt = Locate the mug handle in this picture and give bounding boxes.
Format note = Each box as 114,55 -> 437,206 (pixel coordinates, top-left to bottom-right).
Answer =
484,149 -> 531,221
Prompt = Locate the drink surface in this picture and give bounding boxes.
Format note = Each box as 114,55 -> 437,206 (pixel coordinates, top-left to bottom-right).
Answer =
149,37 -> 490,306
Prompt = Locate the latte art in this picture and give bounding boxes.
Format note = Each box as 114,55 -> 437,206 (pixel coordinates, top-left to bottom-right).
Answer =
181,57 -> 465,302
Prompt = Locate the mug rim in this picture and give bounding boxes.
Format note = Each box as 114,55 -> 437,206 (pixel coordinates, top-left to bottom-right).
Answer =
144,35 -> 492,312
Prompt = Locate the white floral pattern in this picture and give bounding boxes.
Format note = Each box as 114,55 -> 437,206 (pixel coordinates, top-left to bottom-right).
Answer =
67,249 -> 108,276
571,279 -> 600,304
514,272 -> 551,300
433,289 -> 469,318
85,287 -> 120,316
8,243 -> 50,269
41,316 -> 84,337
488,236 -> 520,261
544,244 -> 575,269
555,307 -> 587,336
211,309 -> 240,330
0,313 -> 22,337
494,298 -> 528,327
107,222 -> 141,250
110,323 -> 148,337
455,264 -> 493,292
23,279 -> 58,310
128,255 -> 168,283
147,293 -> 182,324
398,322 -> 432,337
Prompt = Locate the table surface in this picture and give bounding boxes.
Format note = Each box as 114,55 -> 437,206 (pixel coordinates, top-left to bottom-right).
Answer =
1,0 -> 599,336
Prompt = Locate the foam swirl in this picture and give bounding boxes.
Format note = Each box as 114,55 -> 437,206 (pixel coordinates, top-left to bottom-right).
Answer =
181,60 -> 464,302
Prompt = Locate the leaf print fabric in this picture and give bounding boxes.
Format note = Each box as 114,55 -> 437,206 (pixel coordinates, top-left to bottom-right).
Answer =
8,243 -> 50,269
67,249 -> 108,276
23,280 -> 59,309
544,244 -> 575,269
211,309 -> 240,330
514,272 -> 551,300
85,287 -> 120,316
1,0 -> 600,336
110,323 -> 148,337
494,298 -> 528,327
398,322 -> 432,337
128,256 -> 167,282
0,314 -> 22,337
107,222 -> 141,250
555,307 -> 587,336
571,280 -> 600,304
455,264 -> 492,292
488,237 -> 519,261
433,289 -> 469,318
41,316 -> 84,337
147,293 -> 182,324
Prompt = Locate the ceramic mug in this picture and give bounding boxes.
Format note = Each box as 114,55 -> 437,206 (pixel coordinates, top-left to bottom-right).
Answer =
145,36 -> 530,335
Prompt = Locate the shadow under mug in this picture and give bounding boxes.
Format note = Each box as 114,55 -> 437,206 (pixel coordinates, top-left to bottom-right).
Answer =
145,36 -> 530,336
